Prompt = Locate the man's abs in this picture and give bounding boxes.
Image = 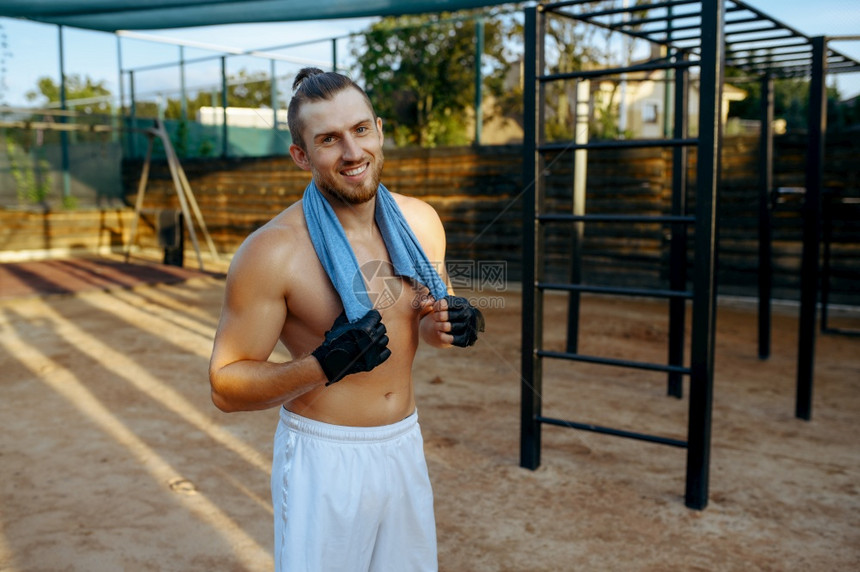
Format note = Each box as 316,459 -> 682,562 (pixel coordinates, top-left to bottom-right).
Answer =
286,366 -> 416,427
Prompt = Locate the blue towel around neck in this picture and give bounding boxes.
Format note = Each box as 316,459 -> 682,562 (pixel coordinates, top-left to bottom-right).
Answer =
302,180 -> 448,322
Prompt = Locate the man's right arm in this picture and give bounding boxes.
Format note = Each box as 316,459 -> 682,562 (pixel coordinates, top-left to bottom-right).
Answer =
209,230 -> 327,412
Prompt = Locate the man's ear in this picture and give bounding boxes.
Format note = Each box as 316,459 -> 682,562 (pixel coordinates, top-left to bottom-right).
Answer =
376,117 -> 384,145
289,144 -> 311,171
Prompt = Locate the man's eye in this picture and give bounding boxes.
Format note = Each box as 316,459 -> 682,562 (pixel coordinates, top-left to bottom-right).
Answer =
356,126 -> 368,134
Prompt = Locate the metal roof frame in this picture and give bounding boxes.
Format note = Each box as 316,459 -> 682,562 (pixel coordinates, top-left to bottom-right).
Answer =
543,0 -> 860,79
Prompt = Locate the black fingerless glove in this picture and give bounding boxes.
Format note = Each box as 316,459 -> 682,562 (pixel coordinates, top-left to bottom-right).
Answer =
311,309 -> 391,386
444,295 -> 485,347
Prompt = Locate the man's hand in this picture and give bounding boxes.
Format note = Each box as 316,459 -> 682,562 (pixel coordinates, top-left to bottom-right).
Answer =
444,296 -> 485,347
424,295 -> 485,347
311,309 -> 391,386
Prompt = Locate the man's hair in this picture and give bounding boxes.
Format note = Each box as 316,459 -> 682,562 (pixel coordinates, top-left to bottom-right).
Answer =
287,67 -> 376,150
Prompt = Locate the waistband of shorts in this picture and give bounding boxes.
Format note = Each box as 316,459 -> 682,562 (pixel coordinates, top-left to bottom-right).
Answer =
279,407 -> 418,443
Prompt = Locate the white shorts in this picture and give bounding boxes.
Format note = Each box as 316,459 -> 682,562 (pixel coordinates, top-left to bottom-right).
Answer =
271,407 -> 437,572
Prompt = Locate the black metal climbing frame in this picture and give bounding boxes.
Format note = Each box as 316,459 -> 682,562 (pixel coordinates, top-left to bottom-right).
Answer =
749,33 -> 859,417
519,0 -> 860,510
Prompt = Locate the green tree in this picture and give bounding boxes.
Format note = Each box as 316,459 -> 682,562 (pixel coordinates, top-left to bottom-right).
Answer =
539,1 -> 652,141
351,11 -> 514,147
542,11 -> 606,141
726,71 -> 850,131
132,68 -> 277,121
6,139 -> 52,209
25,74 -> 112,114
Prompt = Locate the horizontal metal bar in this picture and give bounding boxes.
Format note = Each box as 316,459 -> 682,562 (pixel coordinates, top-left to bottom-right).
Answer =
636,22 -> 702,37
538,282 -> 694,300
537,416 -> 688,448
725,24 -> 780,38
661,32 -> 701,45
540,58 -> 695,82
538,213 -> 695,224
538,137 -> 697,152
625,12 -> 699,29
734,55 -> 814,67
545,0 -> 698,11
725,15 -> 765,27
730,47 -> 811,60
538,349 -> 693,375
821,327 -> 860,338
727,37 -> 809,50
547,0 -> 700,20
828,61 -> 860,71
0,120 -> 114,132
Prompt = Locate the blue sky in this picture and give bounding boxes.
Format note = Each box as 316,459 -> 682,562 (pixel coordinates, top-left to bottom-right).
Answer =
0,0 -> 858,108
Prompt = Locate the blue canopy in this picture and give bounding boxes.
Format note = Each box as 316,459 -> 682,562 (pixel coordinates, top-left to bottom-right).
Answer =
0,0 -> 513,32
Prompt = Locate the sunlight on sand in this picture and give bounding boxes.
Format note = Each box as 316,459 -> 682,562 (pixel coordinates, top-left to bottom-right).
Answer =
0,297 -> 274,570
26,295 -> 272,475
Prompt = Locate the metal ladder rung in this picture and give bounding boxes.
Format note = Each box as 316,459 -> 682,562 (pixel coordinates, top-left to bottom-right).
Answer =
538,137 -> 698,152
537,349 -> 692,375
538,213 -> 696,224
538,415 -> 688,448
538,282 -> 694,300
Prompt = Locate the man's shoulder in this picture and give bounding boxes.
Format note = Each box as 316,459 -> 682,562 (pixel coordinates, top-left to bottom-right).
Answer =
390,191 -> 439,224
251,201 -> 306,241
228,202 -> 310,276
388,190 -> 446,258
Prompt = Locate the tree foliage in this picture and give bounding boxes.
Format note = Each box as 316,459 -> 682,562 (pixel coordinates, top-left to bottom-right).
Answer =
726,73 -> 851,131
350,11 -> 515,147
26,74 -> 112,114
134,68 -> 277,121
541,1 -> 652,141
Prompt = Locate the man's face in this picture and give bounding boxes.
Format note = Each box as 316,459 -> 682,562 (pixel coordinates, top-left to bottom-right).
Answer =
289,87 -> 385,205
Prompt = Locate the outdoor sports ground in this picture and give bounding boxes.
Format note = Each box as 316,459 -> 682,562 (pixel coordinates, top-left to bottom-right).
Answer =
1,255 -> 858,571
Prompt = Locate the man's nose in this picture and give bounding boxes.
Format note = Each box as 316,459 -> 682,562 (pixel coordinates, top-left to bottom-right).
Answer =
341,134 -> 363,160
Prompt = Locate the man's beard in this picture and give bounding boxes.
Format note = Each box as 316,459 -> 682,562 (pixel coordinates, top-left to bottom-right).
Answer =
313,154 -> 385,206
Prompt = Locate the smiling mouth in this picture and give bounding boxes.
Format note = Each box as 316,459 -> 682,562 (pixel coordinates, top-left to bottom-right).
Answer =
342,163 -> 369,177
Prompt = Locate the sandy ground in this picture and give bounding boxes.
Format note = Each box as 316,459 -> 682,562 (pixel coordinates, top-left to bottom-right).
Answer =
1,258 -> 859,571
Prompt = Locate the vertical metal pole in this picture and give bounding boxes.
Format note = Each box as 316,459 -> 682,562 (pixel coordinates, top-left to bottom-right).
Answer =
179,46 -> 188,122
116,35 -> 125,116
271,59 -> 278,132
521,5 -> 542,470
663,5 -> 674,138
332,37 -> 338,72
58,25 -> 71,202
474,17 -> 484,145
685,0 -> 723,511
116,34 -> 124,145
796,37 -> 827,421
618,0 -> 630,135
220,56 -> 228,158
667,51 -> 689,398
566,79 -> 589,353
129,70 -> 137,159
758,73 -> 774,360
820,200 -> 833,332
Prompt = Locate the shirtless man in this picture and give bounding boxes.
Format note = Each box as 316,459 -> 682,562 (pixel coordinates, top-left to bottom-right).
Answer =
209,68 -> 483,571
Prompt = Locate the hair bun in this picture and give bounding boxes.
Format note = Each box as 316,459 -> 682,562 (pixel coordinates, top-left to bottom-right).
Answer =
292,67 -> 326,92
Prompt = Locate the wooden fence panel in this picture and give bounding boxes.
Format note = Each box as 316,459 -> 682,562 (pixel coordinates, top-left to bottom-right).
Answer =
3,134 -> 857,305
